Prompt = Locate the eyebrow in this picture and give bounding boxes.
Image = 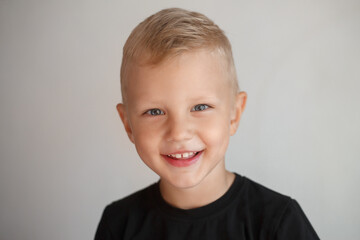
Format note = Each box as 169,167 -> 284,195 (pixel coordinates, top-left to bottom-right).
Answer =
187,96 -> 221,104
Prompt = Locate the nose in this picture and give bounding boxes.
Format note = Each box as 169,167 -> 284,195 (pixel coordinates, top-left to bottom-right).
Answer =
165,115 -> 193,142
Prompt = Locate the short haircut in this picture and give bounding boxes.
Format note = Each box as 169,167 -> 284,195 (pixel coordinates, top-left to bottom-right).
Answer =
120,8 -> 239,103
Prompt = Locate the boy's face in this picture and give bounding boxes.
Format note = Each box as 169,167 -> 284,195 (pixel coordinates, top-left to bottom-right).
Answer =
117,50 -> 246,189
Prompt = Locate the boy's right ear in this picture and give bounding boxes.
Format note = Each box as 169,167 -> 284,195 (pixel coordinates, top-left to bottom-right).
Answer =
116,103 -> 135,143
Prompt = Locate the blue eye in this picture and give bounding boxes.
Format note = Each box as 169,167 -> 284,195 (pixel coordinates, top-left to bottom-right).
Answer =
145,109 -> 164,116
191,104 -> 209,112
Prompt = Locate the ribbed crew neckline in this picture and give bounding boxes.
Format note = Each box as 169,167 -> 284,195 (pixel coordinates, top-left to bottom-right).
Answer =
154,173 -> 245,221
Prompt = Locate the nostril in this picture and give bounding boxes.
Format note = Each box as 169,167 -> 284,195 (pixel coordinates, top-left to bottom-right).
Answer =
166,119 -> 193,142
166,129 -> 193,142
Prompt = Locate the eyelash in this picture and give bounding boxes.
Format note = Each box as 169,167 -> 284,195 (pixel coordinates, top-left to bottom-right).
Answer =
145,109 -> 164,116
191,104 -> 210,112
144,104 -> 211,116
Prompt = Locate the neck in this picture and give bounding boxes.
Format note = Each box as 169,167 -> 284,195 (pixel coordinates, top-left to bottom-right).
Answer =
159,168 -> 235,210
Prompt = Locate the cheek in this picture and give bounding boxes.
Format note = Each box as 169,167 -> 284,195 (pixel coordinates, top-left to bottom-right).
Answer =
199,115 -> 231,150
132,122 -> 159,154
132,120 -> 170,163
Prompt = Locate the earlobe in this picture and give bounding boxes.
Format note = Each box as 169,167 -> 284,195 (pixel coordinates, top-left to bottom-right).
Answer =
230,91 -> 247,136
116,103 -> 135,143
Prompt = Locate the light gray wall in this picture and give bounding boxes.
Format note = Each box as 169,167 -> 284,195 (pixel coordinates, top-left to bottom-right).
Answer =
1,0 -> 359,239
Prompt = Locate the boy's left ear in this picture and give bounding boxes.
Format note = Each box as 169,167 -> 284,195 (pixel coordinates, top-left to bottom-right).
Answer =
230,91 -> 247,136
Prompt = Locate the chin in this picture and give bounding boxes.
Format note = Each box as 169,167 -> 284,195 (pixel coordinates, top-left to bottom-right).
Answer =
163,172 -> 205,190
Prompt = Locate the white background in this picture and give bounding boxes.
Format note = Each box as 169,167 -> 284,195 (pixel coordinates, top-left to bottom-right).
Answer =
1,0 -> 359,239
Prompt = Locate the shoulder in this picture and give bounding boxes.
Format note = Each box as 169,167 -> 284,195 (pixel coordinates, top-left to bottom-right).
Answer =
241,176 -> 292,212
95,183 -> 158,240
273,198 -> 320,239
104,182 -> 157,219
238,176 -> 319,239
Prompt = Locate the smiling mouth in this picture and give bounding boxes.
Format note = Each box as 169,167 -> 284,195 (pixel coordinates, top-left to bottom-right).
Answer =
163,151 -> 203,167
166,151 -> 201,160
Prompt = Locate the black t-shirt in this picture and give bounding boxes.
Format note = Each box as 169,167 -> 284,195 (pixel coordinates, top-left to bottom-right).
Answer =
95,174 -> 319,239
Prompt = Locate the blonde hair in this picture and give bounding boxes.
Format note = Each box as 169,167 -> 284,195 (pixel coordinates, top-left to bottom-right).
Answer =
120,8 -> 239,102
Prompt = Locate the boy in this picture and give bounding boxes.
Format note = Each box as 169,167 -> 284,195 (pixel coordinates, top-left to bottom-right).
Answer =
95,8 -> 319,239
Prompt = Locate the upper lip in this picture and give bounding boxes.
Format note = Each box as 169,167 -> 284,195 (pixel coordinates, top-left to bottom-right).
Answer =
162,150 -> 202,156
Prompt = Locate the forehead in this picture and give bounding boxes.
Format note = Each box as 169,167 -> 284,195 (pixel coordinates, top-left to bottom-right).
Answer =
124,50 -> 232,104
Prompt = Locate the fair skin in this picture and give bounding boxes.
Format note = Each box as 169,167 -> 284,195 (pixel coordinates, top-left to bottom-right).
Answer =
117,50 -> 247,209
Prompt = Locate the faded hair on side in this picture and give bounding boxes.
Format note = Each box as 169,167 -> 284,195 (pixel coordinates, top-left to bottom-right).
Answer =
120,8 -> 239,102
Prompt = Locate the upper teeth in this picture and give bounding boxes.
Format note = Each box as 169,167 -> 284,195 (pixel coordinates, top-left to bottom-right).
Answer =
168,152 -> 196,159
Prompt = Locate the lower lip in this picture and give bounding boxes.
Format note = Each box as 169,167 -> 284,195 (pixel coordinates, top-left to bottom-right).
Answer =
163,151 -> 202,167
